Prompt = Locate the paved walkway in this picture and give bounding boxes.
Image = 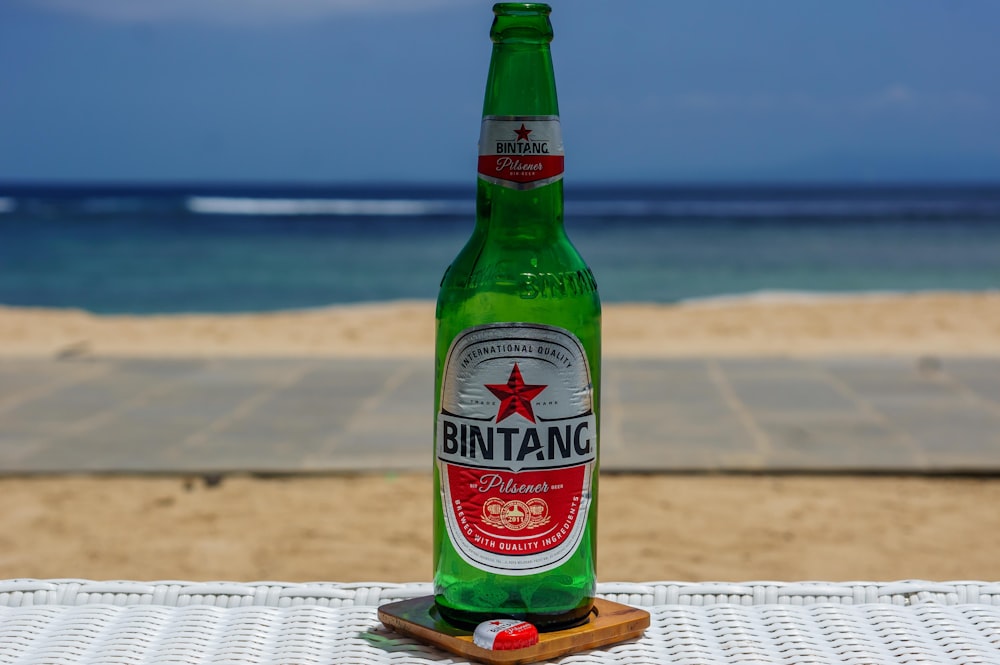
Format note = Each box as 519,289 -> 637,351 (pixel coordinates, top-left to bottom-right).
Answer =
1,356 -> 999,474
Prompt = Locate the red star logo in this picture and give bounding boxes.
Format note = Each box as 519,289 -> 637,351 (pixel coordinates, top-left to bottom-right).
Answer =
485,363 -> 547,423
513,123 -> 532,141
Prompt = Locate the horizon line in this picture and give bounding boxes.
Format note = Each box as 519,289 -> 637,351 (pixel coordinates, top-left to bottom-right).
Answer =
3,178 -> 1000,192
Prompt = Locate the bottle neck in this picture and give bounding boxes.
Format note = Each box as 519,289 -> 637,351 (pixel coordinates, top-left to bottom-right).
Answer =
476,178 -> 563,240
477,4 -> 562,239
483,41 -> 558,117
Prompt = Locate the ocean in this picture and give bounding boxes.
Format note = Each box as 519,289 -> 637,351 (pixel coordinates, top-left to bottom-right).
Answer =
1,183 -> 998,314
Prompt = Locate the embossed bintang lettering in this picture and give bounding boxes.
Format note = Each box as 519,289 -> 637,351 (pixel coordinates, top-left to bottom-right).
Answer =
457,267 -> 597,300
460,263 -> 508,290
519,269 -> 599,300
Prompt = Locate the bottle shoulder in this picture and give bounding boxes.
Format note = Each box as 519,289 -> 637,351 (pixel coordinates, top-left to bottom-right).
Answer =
439,231 -> 599,303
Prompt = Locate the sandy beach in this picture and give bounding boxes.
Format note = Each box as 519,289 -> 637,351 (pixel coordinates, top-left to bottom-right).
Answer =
2,474 -> 999,583
1,291 -> 999,359
2,291 -> 1000,584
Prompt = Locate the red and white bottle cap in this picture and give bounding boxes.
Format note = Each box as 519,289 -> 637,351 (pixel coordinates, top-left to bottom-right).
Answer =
473,619 -> 540,650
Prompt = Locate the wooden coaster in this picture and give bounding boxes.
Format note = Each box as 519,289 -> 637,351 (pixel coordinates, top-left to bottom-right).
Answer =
378,595 -> 650,665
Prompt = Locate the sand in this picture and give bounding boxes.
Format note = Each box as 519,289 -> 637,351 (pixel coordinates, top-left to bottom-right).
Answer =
2,474 -> 999,583
1,291 -> 999,583
1,291 -> 999,358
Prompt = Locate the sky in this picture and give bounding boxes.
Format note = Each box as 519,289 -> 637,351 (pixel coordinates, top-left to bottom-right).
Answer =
1,0 -> 999,185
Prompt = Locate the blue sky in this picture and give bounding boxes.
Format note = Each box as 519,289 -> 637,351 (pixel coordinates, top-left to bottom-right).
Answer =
2,0 -> 999,184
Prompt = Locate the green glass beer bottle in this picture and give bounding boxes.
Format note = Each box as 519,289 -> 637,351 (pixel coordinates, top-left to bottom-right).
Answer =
433,3 -> 600,630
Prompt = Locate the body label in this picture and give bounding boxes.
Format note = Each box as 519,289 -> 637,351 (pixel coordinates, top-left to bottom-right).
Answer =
437,323 -> 594,575
478,115 -> 564,189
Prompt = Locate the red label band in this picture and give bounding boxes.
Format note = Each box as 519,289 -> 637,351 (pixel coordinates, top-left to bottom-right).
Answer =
444,464 -> 586,557
478,155 -> 565,185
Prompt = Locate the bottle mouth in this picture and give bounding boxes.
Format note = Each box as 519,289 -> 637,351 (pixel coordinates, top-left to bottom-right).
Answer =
491,3 -> 553,43
493,3 -> 551,17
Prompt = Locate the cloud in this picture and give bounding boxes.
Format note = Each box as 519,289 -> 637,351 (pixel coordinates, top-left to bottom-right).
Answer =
25,0 -> 466,25
871,83 -> 914,107
671,85 -> 989,116
672,91 -> 823,113
858,84 -> 990,114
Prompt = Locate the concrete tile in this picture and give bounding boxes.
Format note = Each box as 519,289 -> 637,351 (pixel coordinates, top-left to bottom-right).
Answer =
715,357 -> 816,376
824,365 -> 969,405
725,375 -> 860,415
756,414 -> 923,471
872,402 -> 1000,466
944,361 -> 1000,406
4,356 -> 1000,474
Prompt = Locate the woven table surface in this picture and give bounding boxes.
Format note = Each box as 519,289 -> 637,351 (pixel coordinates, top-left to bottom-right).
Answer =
2,580 -> 999,664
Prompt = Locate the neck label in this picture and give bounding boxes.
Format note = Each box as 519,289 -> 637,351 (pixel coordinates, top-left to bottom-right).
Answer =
478,115 -> 564,190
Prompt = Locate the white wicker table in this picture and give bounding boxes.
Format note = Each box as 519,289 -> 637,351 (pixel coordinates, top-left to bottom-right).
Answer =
2,579 -> 999,664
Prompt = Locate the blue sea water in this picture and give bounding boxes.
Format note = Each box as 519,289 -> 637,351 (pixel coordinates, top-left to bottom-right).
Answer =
0,183 -> 998,314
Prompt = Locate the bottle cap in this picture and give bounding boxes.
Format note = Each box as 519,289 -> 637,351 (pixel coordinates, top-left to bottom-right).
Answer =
473,619 -> 540,650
